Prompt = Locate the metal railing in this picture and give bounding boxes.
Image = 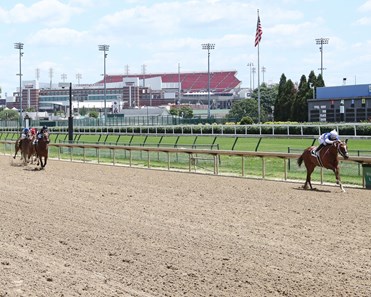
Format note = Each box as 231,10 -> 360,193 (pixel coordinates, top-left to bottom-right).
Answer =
1,122 -> 370,138
2,140 -> 371,188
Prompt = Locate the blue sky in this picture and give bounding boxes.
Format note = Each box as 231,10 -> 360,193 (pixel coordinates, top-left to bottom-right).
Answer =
1,0 -> 371,97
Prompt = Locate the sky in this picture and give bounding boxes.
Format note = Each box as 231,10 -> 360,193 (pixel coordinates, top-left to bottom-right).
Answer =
1,0 -> 371,98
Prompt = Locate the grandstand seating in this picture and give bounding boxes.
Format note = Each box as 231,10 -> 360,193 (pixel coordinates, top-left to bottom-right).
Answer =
98,71 -> 241,94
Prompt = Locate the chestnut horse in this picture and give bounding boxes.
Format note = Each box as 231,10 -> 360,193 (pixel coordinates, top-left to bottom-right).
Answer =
297,140 -> 349,192
13,138 -> 33,164
35,131 -> 50,169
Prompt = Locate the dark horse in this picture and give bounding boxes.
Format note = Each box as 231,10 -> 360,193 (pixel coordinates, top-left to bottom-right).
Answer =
35,131 -> 50,169
14,137 -> 33,164
297,140 -> 349,192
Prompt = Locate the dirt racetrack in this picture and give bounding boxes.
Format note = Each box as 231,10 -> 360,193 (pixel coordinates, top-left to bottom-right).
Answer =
0,155 -> 370,297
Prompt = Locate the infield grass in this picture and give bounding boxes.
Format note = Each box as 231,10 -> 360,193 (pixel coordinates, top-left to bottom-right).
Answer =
2,132 -> 370,187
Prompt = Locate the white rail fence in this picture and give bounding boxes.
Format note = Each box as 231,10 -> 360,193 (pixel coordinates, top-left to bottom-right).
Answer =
2,141 -> 371,188
1,122 -> 371,137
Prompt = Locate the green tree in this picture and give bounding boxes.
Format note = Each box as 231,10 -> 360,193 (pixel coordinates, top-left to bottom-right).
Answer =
226,99 -> 264,123
0,109 -> 19,120
308,70 -> 324,99
308,70 -> 317,88
89,110 -> 99,118
274,74 -> 287,121
170,106 -> 193,118
284,79 -> 297,121
291,75 -> 309,122
240,116 -> 253,125
271,70 -> 326,122
80,106 -> 87,116
316,73 -> 325,87
251,83 -> 278,121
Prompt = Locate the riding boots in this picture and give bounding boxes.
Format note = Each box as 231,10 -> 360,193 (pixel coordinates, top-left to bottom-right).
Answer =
312,143 -> 324,156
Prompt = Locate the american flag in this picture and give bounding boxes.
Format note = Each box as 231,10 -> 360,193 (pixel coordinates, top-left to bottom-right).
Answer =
255,15 -> 262,47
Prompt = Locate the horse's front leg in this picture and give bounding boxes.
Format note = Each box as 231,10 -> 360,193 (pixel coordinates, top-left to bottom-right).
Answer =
39,156 -> 46,169
334,167 -> 345,192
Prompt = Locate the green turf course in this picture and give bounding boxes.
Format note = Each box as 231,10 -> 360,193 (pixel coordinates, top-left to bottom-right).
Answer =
43,133 -> 370,153
2,131 -> 370,153
2,132 -> 370,187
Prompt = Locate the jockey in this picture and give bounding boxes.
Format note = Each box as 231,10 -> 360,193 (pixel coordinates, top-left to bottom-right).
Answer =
29,127 -> 37,143
312,129 -> 339,156
30,127 -> 37,137
21,127 -> 30,139
37,125 -> 48,139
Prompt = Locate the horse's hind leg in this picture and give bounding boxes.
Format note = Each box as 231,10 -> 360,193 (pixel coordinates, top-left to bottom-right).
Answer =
304,173 -> 313,190
13,148 -> 18,159
13,141 -> 20,159
304,165 -> 315,190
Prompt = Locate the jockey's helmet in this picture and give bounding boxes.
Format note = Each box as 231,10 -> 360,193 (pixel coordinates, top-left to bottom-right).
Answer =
330,129 -> 338,140
23,127 -> 29,133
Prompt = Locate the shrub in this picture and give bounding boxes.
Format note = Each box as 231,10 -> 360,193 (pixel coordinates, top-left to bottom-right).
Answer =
240,116 -> 253,125
223,126 -> 235,134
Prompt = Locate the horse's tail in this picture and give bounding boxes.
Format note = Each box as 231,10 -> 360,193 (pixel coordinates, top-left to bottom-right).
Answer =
297,153 -> 304,167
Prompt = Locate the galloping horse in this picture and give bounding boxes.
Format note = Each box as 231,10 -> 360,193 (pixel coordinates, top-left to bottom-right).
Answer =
297,140 -> 349,192
35,130 -> 50,169
13,137 -> 33,164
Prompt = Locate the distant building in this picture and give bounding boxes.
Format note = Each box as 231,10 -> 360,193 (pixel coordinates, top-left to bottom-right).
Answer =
8,71 -> 242,114
91,70 -> 241,109
307,84 -> 371,122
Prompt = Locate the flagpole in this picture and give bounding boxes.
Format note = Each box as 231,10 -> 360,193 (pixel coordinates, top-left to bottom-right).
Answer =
257,9 -> 261,124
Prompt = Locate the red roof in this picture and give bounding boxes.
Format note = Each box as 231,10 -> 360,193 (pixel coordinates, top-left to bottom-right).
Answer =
98,71 -> 241,93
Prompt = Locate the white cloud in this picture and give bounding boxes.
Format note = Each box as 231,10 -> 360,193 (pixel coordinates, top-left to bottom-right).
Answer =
269,21 -> 314,36
355,16 -> 371,25
96,0 -> 254,36
29,27 -> 89,46
359,0 -> 371,12
68,0 -> 94,6
0,0 -> 82,26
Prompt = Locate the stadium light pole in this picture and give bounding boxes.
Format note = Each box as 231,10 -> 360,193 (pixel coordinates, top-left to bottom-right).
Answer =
252,67 -> 256,90
98,44 -> 109,124
201,43 -> 215,119
247,62 -> 253,93
315,38 -> 329,78
14,42 -> 24,126
261,66 -> 266,84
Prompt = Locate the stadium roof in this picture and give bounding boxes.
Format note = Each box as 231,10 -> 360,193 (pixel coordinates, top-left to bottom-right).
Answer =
97,71 -> 241,93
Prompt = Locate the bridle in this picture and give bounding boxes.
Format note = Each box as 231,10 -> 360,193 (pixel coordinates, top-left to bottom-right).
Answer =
334,141 -> 349,159
41,131 -> 50,144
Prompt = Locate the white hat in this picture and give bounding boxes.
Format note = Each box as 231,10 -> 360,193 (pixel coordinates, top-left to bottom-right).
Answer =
330,129 -> 338,139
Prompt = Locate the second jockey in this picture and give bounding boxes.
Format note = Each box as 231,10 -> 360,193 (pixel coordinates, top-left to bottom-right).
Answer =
29,127 -> 38,143
21,127 -> 30,139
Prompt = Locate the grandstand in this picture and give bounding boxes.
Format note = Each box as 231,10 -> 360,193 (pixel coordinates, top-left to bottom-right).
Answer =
8,71 -> 242,114
98,71 -> 241,94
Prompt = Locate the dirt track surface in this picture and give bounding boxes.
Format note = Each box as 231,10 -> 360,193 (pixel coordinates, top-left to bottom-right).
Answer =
0,155 -> 370,297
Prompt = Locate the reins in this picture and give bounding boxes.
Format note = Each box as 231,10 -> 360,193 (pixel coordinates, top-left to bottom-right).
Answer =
335,141 -> 347,158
